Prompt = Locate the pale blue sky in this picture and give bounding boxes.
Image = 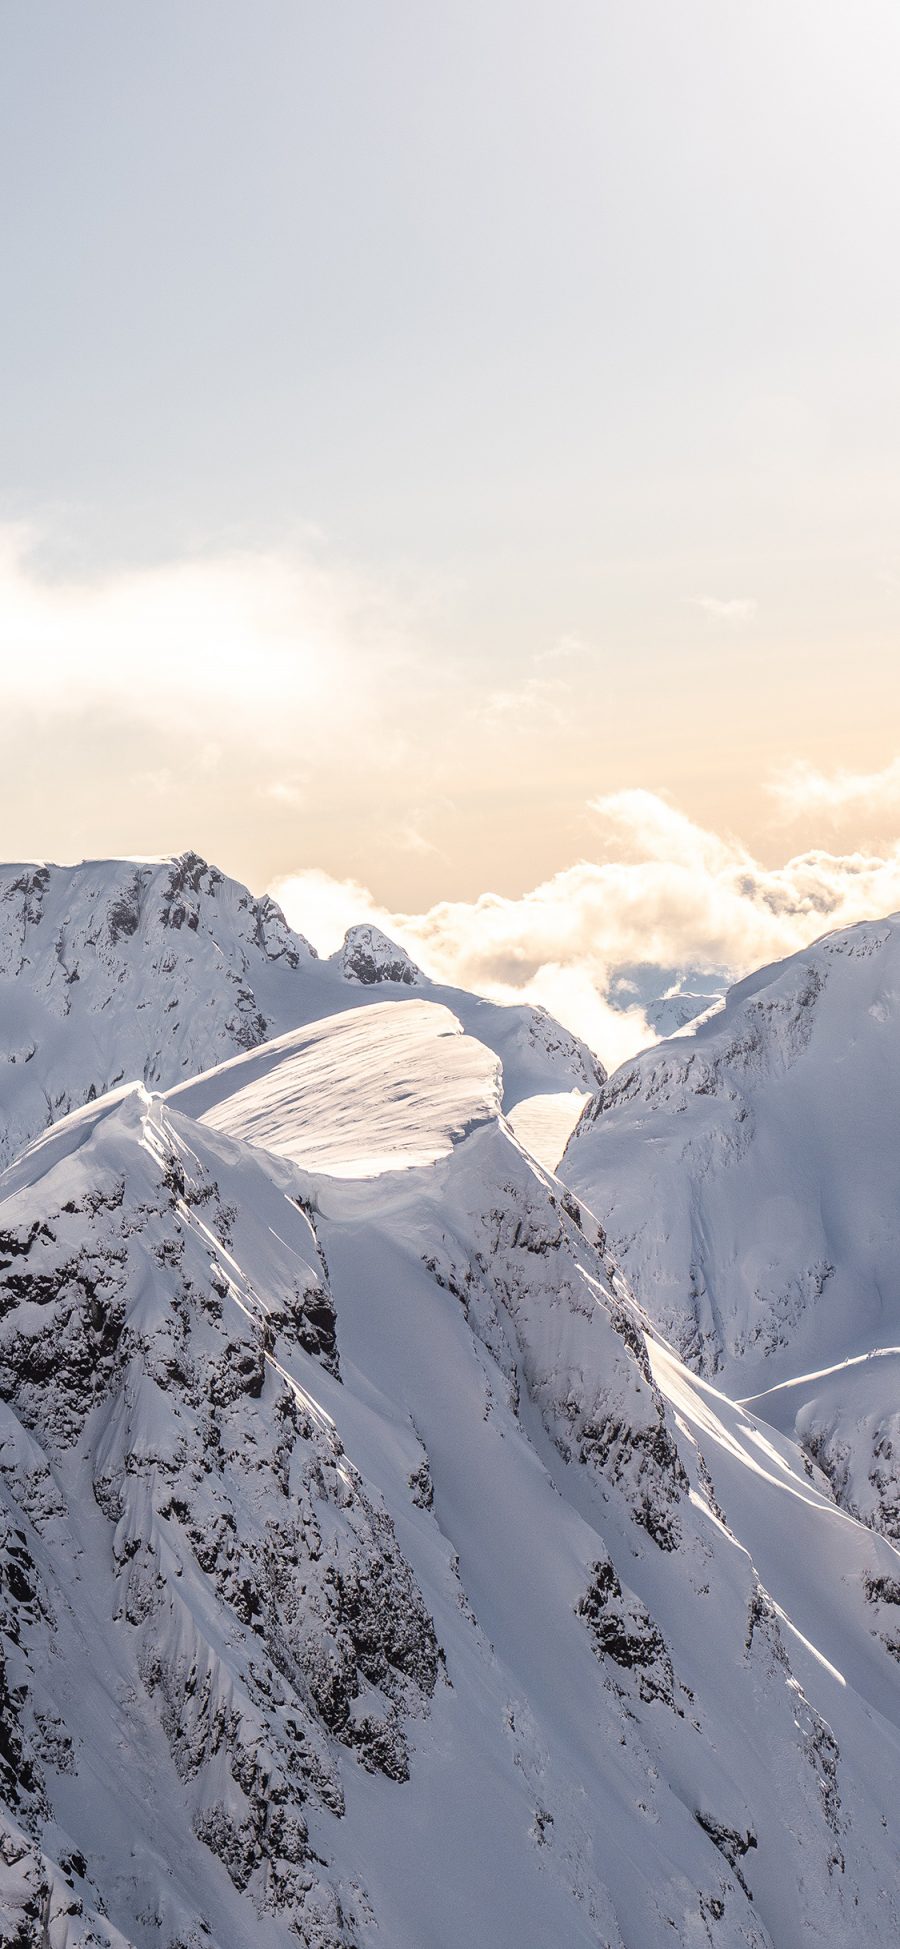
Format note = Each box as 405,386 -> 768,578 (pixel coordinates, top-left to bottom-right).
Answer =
2,1 -> 900,904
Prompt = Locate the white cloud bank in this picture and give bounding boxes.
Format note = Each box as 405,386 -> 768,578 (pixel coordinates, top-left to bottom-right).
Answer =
273,788 -> 900,1072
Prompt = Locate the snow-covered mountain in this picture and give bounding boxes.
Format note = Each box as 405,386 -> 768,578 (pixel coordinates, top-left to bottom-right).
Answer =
5,990 -> 900,1945
0,854 -> 603,1170
7,858 -> 900,1946
337,924 -> 423,988
562,912 -> 900,1549
607,964 -> 728,1040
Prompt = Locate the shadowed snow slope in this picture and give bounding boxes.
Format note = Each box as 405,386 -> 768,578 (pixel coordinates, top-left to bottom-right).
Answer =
506,1088 -> 590,1172
6,1001 -> 900,1944
0,854 -> 602,1168
170,999 -> 501,1177
562,911 -> 900,1555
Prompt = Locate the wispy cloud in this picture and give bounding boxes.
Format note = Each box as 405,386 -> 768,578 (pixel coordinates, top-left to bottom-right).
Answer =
479,632 -> 599,730
262,778 -> 308,810
691,595 -> 757,624
482,673 -> 572,728
533,632 -> 595,668
769,757 -> 900,822
395,825 -> 442,857
0,522 -> 412,750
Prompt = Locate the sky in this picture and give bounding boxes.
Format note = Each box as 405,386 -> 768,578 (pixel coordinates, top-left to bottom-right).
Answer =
3,2 -> 900,1060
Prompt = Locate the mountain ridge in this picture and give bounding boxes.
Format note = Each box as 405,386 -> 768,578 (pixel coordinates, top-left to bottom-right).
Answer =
4,992 -> 900,1943
5,881 -> 900,1943
0,851 -> 603,1171
562,909 -> 900,1566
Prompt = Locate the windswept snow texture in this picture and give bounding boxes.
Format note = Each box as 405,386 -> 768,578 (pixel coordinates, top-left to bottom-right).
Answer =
562,912 -> 900,1555
0,854 -> 603,1168
171,1000 -> 501,1177
5,993 -> 900,1944
507,1088 -> 590,1171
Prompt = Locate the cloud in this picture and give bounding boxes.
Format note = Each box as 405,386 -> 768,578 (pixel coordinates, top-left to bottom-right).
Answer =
533,633 -> 595,668
691,595 -> 757,624
261,779 -> 308,810
0,523 -> 601,877
0,522 -> 412,753
272,791 -> 900,1071
482,673 -> 571,728
393,821 -> 444,859
481,635 -> 591,730
769,757 -> 900,823
277,868 -> 391,956
586,788 -> 741,874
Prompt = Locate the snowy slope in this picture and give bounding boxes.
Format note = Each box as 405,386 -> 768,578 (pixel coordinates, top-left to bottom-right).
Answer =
4,998 -> 900,1945
0,854 -> 602,1169
607,964 -> 728,1039
562,912 -> 900,1549
170,999 -> 501,1177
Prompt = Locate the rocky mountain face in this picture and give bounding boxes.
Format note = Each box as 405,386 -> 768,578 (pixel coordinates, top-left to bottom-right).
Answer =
0,854 -> 316,1172
4,988 -> 900,1946
562,911 -> 900,1563
0,854 -> 603,1171
0,1079 -> 438,1948
337,925 -> 422,988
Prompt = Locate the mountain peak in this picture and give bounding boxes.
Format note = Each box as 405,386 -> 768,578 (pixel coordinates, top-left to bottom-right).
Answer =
0,853 -> 603,1168
337,922 -> 423,987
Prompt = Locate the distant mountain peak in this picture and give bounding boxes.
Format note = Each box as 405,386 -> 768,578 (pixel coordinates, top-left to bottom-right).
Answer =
337,923 -> 423,987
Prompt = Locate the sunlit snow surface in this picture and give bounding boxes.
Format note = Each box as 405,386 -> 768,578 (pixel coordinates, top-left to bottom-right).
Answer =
8,903 -> 900,1945
171,999 -> 502,1177
0,853 -> 604,1169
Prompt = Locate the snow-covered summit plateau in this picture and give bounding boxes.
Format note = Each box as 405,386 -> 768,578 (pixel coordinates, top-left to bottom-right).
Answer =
4,868 -> 900,1945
